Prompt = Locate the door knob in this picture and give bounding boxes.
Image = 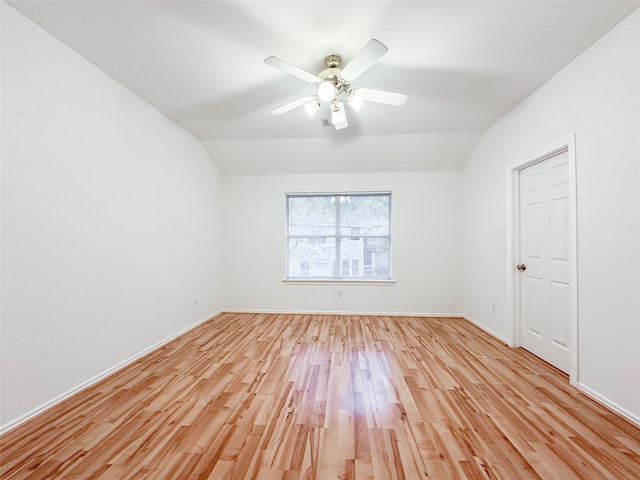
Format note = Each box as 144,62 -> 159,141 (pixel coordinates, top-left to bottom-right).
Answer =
517,264 -> 526,271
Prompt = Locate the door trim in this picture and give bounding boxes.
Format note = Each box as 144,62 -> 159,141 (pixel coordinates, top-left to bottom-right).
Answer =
507,135 -> 578,385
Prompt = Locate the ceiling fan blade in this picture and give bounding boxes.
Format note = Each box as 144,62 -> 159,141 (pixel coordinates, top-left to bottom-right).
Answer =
264,56 -> 321,84
339,39 -> 388,83
270,95 -> 317,115
357,88 -> 408,107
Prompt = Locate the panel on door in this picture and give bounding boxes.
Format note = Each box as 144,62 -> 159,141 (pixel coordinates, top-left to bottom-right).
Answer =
519,150 -> 570,373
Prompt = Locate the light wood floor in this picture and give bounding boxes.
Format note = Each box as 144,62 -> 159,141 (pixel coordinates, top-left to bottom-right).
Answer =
1,313 -> 640,479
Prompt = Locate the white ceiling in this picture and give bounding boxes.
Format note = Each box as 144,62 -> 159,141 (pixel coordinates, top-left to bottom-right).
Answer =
7,1 -> 639,174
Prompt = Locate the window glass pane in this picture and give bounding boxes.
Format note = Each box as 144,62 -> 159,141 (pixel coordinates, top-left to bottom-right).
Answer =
339,194 -> 389,235
340,237 -> 390,278
341,260 -> 350,276
287,237 -> 336,277
286,193 -> 391,279
300,261 -> 310,276
288,196 -> 336,235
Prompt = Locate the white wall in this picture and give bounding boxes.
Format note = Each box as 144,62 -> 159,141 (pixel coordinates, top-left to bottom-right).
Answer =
1,5 -> 224,429
222,172 -> 463,315
462,10 -> 640,421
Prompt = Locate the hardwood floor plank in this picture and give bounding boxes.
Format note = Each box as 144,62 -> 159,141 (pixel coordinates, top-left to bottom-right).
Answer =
2,314 -> 640,479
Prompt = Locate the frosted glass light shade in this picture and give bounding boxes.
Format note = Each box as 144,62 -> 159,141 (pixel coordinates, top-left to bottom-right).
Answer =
304,99 -> 320,117
331,102 -> 346,125
347,91 -> 364,111
318,81 -> 336,102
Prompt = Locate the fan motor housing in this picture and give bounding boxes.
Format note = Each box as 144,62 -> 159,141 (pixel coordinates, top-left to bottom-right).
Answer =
319,66 -> 342,81
325,54 -> 341,68
319,54 -> 343,82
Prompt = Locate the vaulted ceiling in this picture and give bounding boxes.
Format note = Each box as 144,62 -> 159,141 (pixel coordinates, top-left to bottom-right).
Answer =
7,1 -> 639,174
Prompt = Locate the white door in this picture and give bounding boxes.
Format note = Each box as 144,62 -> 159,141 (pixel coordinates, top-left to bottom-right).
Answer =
518,150 -> 571,373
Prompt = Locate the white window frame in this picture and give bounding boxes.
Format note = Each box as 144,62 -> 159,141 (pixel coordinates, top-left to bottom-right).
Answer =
284,192 -> 394,285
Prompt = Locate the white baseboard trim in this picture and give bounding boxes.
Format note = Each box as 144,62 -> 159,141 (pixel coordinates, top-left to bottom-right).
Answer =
460,316 -> 640,428
5,309 -> 638,436
461,314 -> 509,344
576,382 -> 640,428
0,310 -> 223,435
222,308 -> 466,318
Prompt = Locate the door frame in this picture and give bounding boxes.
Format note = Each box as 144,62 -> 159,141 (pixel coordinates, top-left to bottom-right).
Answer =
507,135 -> 578,385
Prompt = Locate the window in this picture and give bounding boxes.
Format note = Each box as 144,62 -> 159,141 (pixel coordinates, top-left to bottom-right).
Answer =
286,192 -> 391,280
351,259 -> 360,276
342,260 -> 350,276
300,261 -> 310,276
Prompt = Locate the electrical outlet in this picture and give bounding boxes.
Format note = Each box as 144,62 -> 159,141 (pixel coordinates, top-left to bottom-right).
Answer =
337,289 -> 343,298
491,303 -> 496,314
194,298 -> 199,307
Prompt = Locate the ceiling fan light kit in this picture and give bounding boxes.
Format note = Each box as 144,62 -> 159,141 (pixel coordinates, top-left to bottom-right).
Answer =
264,39 -> 407,130
347,89 -> 364,111
317,80 -> 337,102
331,100 -> 346,125
304,98 -> 321,117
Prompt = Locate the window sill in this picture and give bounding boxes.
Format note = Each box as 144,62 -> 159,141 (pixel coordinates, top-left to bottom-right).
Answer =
282,278 -> 396,286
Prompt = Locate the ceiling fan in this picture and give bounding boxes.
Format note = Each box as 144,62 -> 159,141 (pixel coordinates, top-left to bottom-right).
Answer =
264,39 -> 407,130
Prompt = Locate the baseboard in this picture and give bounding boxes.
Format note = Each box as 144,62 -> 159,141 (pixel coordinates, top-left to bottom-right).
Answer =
5,309 -> 638,436
0,310 -> 223,435
576,382 -> 640,428
461,314 -> 510,344
460,316 -> 639,428
222,308 -> 466,318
